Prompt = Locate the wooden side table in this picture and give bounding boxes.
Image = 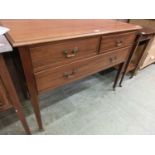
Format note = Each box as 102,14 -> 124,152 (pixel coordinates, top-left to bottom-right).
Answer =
0,35 -> 31,134
130,27 -> 155,78
119,27 -> 155,86
1,20 -> 141,129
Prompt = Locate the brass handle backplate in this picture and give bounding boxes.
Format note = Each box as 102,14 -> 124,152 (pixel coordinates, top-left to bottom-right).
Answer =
63,69 -> 78,78
63,47 -> 78,58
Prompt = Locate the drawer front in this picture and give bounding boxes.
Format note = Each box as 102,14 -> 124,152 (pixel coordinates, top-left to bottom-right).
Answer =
35,46 -> 131,92
100,32 -> 136,53
30,37 -> 99,72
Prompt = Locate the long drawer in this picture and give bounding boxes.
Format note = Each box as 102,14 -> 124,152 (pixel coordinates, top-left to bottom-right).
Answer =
100,32 -> 136,53
30,37 -> 99,72
35,46 -> 132,93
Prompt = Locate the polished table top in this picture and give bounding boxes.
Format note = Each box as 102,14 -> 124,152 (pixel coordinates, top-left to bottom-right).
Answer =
0,19 -> 141,47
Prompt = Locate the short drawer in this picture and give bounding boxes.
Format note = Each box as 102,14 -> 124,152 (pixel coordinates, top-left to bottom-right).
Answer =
100,32 -> 136,53
30,37 -> 99,72
35,46 -> 132,93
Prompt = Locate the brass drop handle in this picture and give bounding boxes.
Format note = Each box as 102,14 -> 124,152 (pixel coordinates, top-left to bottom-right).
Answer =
116,40 -> 123,47
63,47 -> 78,58
63,69 -> 78,78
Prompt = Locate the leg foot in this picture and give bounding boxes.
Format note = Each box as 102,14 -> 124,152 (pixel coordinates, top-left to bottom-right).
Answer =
119,83 -> 122,87
113,63 -> 124,89
15,109 -> 31,135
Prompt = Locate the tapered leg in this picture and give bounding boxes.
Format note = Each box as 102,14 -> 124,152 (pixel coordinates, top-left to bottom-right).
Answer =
119,34 -> 142,87
19,47 -> 43,130
29,93 -> 43,130
14,106 -> 31,134
130,39 -> 150,79
0,54 -> 31,134
113,63 -> 124,90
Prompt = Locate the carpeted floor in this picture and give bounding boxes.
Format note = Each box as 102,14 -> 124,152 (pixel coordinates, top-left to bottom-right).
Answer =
0,64 -> 155,135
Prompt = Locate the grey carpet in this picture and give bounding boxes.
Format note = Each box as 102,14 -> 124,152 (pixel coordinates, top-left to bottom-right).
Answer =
0,64 -> 155,135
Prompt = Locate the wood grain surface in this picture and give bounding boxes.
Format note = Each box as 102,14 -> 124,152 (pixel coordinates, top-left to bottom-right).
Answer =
0,19 -> 141,47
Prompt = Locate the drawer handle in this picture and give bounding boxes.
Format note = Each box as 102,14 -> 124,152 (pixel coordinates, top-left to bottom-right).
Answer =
63,69 -> 78,78
116,40 -> 123,47
109,56 -> 117,63
63,47 -> 78,58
